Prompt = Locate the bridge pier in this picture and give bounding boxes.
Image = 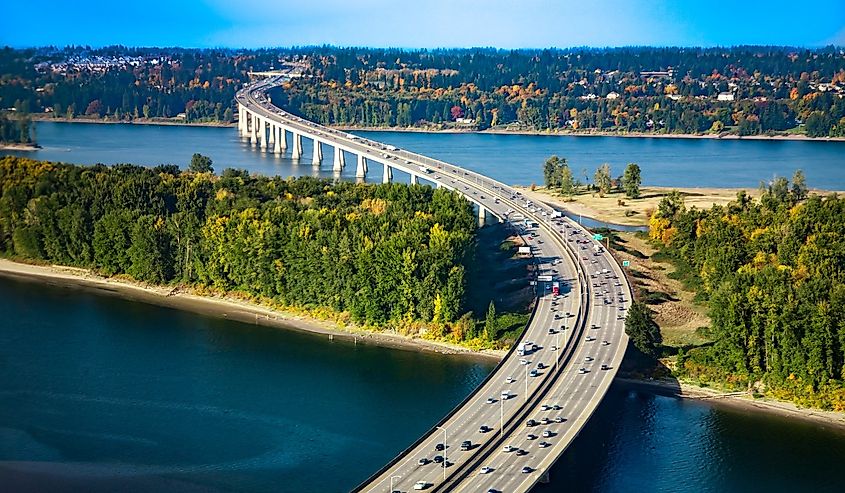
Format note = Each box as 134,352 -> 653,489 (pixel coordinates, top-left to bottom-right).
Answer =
273,125 -> 282,154
238,106 -> 247,137
279,126 -> 287,151
410,173 -> 418,185
259,117 -> 268,150
478,204 -> 488,227
291,132 -> 302,159
333,147 -> 346,171
268,122 -> 275,146
312,139 -> 323,166
539,470 -> 550,484
356,154 -> 368,178
382,163 -> 393,184
250,114 -> 258,145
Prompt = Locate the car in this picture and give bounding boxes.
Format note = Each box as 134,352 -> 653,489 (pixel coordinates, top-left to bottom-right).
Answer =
578,367 -> 588,374
486,397 -> 496,404
555,416 -> 565,423
542,430 -> 554,437
529,369 -> 539,377
460,440 -> 472,451
540,404 -> 551,411
506,376 -> 516,383
602,340 -> 611,346
527,434 -> 538,440
433,455 -> 444,463
479,425 -> 491,433
503,444 -> 517,452
550,345 -> 558,351
584,356 -> 594,362
521,466 -> 533,474
585,336 -> 596,342
541,417 -> 552,425
519,358 -> 530,365
552,404 -> 562,411
539,441 -> 551,448
526,419 -> 538,427
435,443 -> 445,451
480,466 -> 493,474
418,457 -> 429,465
537,362 -> 546,369
501,390 -> 511,400
601,364 -> 610,370
516,448 -> 528,456
414,481 -> 431,490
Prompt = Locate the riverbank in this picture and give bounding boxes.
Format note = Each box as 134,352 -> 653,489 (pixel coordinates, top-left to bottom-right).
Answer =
31,116 -> 845,142
3,258 -> 844,429
616,377 -> 845,430
0,142 -> 40,152
0,258 -> 503,362
31,115 -> 235,128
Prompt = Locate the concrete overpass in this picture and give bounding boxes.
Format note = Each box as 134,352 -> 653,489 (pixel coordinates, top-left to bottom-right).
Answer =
235,72 -> 631,493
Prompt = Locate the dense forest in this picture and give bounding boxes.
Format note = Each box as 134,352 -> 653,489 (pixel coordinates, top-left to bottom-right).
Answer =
0,156 -> 493,343
1,45 -> 844,135
0,111 -> 33,144
648,178 -> 845,409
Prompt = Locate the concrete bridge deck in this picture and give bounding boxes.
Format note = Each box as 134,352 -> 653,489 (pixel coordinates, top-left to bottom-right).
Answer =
235,72 -> 631,493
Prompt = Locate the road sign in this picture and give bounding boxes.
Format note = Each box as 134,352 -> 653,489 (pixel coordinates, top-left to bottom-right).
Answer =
537,275 -> 553,282
592,233 -> 604,241
622,260 -> 630,267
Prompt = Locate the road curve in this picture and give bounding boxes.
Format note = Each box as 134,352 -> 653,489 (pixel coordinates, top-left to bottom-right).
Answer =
235,73 -> 631,493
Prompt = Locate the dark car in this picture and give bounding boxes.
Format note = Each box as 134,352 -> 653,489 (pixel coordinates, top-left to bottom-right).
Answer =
433,455 -> 444,463
435,443 -> 445,451
460,440 -> 472,451
526,419 -> 538,427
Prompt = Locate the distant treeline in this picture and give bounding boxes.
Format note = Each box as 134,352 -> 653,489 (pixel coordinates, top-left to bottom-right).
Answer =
0,157 -> 480,337
2,45 -> 844,135
649,178 -> 845,409
0,112 -> 33,144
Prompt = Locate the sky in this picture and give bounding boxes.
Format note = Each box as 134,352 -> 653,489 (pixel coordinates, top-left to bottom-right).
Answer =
2,0 -> 844,49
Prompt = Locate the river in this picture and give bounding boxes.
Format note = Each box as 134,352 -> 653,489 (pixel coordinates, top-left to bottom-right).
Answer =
3,121 -> 845,189
1,275 -> 844,493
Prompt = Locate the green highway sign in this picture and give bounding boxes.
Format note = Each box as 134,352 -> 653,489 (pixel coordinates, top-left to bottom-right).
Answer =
622,260 -> 630,267
592,233 -> 604,241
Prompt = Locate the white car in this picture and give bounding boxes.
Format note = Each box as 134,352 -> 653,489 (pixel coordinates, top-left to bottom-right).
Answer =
585,336 -> 595,342
503,444 -> 517,452
414,481 -> 431,490
480,466 -> 493,474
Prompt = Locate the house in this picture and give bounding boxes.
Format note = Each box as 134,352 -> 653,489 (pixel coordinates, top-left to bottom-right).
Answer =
717,92 -> 735,101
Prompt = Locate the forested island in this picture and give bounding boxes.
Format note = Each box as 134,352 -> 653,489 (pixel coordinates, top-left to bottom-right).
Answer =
2,45 -> 844,136
0,156 -> 524,349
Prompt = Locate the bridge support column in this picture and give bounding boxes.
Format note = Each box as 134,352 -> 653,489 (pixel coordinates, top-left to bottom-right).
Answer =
410,174 -> 418,185
268,122 -> 275,145
279,126 -> 287,151
291,132 -> 302,159
333,147 -> 346,171
238,106 -> 246,137
250,114 -> 258,145
259,117 -> 267,150
382,163 -> 393,184
478,204 -> 488,227
273,125 -> 282,154
356,154 -> 367,178
312,139 -> 323,166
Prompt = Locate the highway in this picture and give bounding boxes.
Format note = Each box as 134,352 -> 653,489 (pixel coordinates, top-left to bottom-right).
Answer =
236,73 -> 631,493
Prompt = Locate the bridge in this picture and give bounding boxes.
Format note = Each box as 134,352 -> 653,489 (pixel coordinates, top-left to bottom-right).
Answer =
235,72 -> 631,493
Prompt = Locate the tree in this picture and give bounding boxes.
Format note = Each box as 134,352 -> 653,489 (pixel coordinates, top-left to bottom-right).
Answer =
791,169 -> 808,201
622,163 -> 642,199
594,163 -> 612,196
559,164 -> 575,200
450,105 -> 464,121
189,153 -> 213,173
483,300 -> 497,340
625,301 -> 662,357
543,155 -> 563,188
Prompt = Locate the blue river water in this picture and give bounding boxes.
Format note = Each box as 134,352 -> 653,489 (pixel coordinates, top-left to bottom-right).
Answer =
3,121 -> 844,190
1,275 -> 844,493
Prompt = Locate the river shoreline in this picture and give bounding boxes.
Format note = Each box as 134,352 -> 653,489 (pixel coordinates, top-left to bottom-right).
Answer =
3,257 -> 844,429
0,258 -> 503,363
0,143 -> 40,152
30,116 -> 845,142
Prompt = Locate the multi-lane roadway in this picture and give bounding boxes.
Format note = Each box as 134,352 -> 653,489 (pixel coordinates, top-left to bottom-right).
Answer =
236,74 -> 631,493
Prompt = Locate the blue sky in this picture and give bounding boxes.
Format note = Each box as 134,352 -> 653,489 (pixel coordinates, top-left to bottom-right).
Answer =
3,0 -> 844,48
